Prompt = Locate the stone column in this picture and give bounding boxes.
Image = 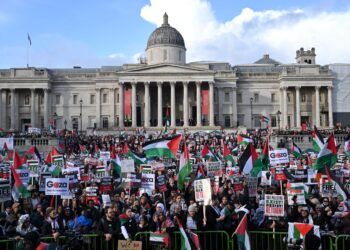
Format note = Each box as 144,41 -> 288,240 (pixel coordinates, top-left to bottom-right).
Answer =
282,87 -> 287,128
30,89 -> 36,127
217,87 -> 223,126
231,87 -> 237,127
328,86 -> 333,128
95,88 -> 101,128
209,81 -> 215,126
170,81 -> 176,127
157,82 -> 163,127
131,82 -> 137,127
44,89 -> 49,129
118,83 -> 124,128
295,86 -> 301,128
1,90 -> 6,129
144,82 -> 150,127
0,89 -> 2,129
315,86 -> 320,127
196,81 -> 202,127
110,88 -> 115,127
183,81 -> 189,127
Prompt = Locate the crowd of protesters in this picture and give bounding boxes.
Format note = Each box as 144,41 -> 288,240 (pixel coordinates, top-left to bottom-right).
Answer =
0,127 -> 350,250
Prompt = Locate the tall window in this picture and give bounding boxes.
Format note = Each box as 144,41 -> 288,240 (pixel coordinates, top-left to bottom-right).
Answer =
271,93 -> 276,103
271,115 -> 277,127
254,93 -> 259,103
224,92 -> 230,102
287,93 -> 291,103
225,115 -> 231,127
102,117 -> 108,128
73,95 -> 78,104
103,93 -> 108,103
237,93 -> 242,103
117,94 -> 119,103
301,94 -> 306,102
90,94 -> 95,104
8,95 -> 11,105
39,94 -> 43,105
254,115 -> 260,127
237,114 -> 244,126
55,95 -> 61,105
24,94 -> 30,105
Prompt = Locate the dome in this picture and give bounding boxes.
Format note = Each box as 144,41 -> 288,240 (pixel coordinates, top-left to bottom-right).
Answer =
146,13 -> 185,50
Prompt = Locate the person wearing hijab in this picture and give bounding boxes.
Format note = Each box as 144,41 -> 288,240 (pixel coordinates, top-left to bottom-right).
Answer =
16,214 -> 38,237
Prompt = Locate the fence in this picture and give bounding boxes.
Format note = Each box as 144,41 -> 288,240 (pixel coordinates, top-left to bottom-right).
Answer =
0,231 -> 349,250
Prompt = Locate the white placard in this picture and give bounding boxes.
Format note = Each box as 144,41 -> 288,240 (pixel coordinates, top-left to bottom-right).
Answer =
264,194 -> 285,217
0,138 -> 14,150
269,149 -> 289,166
121,159 -> 135,172
194,178 -> 212,205
45,178 -> 69,196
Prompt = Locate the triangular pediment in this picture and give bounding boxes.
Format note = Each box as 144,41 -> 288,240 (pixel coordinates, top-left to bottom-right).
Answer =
120,63 -> 212,74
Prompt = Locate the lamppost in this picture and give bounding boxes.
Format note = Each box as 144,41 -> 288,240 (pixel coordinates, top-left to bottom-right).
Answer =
250,97 -> 253,129
64,120 -> 67,156
276,110 -> 281,132
79,98 -> 83,135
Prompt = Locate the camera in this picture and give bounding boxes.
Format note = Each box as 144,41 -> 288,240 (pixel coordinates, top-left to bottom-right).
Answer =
283,237 -> 303,250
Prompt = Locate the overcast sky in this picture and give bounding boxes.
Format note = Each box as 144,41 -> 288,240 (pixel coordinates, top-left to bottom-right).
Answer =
1,0 -> 349,68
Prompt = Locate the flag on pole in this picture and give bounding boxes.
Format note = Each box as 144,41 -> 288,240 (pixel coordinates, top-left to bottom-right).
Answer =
27,33 -> 32,46
312,126 -> 324,153
178,141 -> 192,190
143,135 -> 181,159
288,223 -> 320,241
235,213 -> 250,250
260,115 -> 269,123
13,150 -> 25,169
238,143 -> 258,175
175,217 -> 192,250
110,155 -> 122,175
149,232 -> 169,247
11,166 -> 30,198
325,165 -> 349,200
237,134 -> 253,145
314,134 -> 337,170
201,144 -> 219,162
344,132 -> 350,157
292,142 -> 303,159
223,143 -> 235,165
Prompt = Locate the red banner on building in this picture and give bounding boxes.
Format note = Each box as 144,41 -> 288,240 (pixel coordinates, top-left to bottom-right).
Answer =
124,88 -> 131,118
201,89 -> 208,115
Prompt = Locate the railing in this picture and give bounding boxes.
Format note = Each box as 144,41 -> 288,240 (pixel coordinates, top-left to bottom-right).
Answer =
334,234 -> 350,250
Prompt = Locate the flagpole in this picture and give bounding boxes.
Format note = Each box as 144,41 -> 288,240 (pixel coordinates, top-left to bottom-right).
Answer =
233,212 -> 248,235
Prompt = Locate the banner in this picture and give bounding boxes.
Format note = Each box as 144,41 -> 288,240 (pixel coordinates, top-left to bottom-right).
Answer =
287,183 -> 306,205
28,127 -> 41,134
247,177 -> 258,197
0,179 -> 11,202
269,149 -> 289,166
121,159 -> 135,173
0,138 -> 14,150
264,194 -> 285,217
141,173 -> 155,191
201,89 -> 209,115
45,178 -> 69,196
124,88 -> 132,118
194,178 -> 212,205
16,169 -> 30,185
27,160 -> 40,178
121,173 -> 141,188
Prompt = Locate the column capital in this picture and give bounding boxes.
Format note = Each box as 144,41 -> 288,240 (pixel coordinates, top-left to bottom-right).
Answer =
119,81 -> 124,86
170,81 -> 176,87
30,88 -> 36,93
109,87 -> 115,91
195,81 -> 202,87
144,81 -> 150,86
131,81 -> 137,86
43,88 -> 49,93
280,86 -> 287,90
295,86 -> 301,90
327,86 -> 333,90
183,81 -> 189,87
157,81 -> 163,87
315,86 -> 321,90
95,88 -> 101,91
10,88 -> 16,92
208,81 -> 214,86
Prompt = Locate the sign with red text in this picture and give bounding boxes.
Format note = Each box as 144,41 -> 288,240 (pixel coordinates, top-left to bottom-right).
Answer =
264,194 -> 285,217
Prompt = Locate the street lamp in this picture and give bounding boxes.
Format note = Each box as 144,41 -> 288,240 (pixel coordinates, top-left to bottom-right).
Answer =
250,97 -> 254,129
276,110 -> 281,132
79,98 -> 83,135
64,120 -> 67,156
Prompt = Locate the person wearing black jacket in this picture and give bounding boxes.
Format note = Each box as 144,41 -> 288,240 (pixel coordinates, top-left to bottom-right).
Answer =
205,198 -> 221,230
98,207 -> 121,241
40,207 -> 64,240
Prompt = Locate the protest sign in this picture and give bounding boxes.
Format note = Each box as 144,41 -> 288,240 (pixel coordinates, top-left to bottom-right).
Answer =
102,194 -> 111,207
62,167 -> 81,180
156,174 -> 167,192
16,169 -> 30,185
52,155 -> 64,168
45,178 -> 69,196
0,180 -> 11,202
194,178 -> 212,205
27,160 -> 40,177
80,173 -> 90,182
99,151 -> 111,161
100,176 -> 113,192
121,159 -> 135,173
275,167 -> 287,181
95,166 -> 107,178
269,149 -> 289,166
121,173 -> 142,188
0,138 -> 14,150
117,240 -> 142,250
140,164 -> 152,174
292,169 -> 308,183
233,178 -> 244,192
39,172 -> 52,191
206,162 -> 221,180
247,177 -> 258,197
141,173 -> 155,191
261,171 -> 272,186
264,194 -> 285,217
287,183 -> 306,205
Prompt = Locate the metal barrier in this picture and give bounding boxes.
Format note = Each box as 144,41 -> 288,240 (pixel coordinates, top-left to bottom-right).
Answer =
334,234 -> 350,250
246,231 -> 287,250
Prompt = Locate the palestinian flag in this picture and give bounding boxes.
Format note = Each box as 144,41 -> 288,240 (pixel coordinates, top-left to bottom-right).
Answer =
237,134 -> 253,145
143,135 -> 181,159
288,223 -> 320,241
111,145 -> 116,160
79,144 -> 89,156
325,166 -> 349,201
46,153 -> 61,177
1,142 -> 8,156
292,142 -> 303,159
344,132 -> 350,157
51,146 -> 61,156
0,128 -> 4,136
238,143 -> 258,175
175,217 -> 192,250
314,134 -> 337,170
178,142 -> 192,190
150,232 -> 169,247
195,165 -> 205,179
223,143 -> 235,165
250,138 -> 269,177
201,144 -> 219,162
23,146 -> 41,163
261,115 -> 270,123
11,166 -> 30,198
312,126 -> 324,153
110,155 -> 122,175
235,213 -> 250,250
124,144 -> 147,164
13,150 -> 25,169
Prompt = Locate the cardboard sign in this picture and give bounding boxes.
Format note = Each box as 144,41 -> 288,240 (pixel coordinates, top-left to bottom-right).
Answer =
194,178 -> 212,205
206,162 -> 221,180
287,183 -> 306,205
117,240 -> 142,250
264,194 -> 285,217
45,178 -> 69,196
16,169 -> 30,185
0,180 -> 11,202
247,177 -> 258,197
27,160 -> 40,177
121,159 -> 135,173
141,173 -> 155,190
121,173 -> 142,188
269,149 -> 289,166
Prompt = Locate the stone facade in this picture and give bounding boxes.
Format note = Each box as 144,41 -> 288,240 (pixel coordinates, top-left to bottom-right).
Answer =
0,14 -> 337,132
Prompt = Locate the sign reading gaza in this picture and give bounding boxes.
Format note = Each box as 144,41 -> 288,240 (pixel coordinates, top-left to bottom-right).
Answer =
269,149 -> 289,166
45,178 -> 69,196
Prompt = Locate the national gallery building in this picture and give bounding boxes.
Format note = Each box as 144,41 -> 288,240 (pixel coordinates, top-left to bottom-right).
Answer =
0,13 -> 348,132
